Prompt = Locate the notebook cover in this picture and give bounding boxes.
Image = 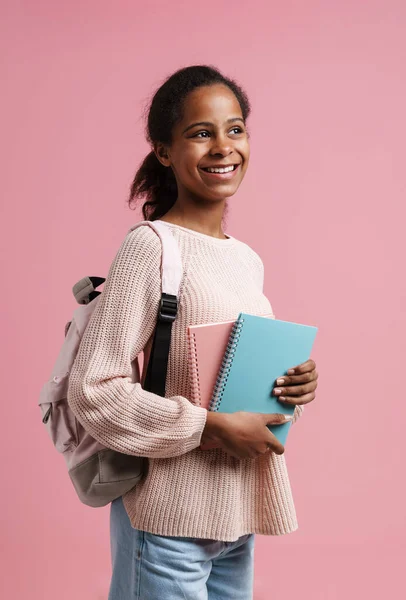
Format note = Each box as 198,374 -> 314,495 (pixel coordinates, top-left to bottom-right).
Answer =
187,319 -> 237,410
210,312 -> 318,447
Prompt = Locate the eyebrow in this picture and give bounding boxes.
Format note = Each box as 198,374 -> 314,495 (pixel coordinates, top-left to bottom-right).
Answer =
182,117 -> 245,134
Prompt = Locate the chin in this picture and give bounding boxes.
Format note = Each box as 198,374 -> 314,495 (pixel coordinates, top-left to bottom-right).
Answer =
201,180 -> 241,196
199,189 -> 235,203
215,185 -> 241,199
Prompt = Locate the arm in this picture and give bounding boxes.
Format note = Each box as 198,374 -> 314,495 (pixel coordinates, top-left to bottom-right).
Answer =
67,225 -> 207,459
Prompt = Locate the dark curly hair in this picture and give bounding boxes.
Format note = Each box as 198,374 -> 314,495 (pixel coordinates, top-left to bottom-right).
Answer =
128,65 -> 251,221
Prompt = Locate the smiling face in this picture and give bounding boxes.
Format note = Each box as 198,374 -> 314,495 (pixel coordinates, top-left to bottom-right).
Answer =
155,84 -> 250,204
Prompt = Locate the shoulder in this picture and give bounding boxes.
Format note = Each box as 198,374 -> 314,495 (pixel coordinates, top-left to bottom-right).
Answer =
106,224 -> 163,285
124,222 -> 163,252
115,223 -> 163,265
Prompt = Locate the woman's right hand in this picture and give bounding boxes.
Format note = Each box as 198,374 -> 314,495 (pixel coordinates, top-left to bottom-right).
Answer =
201,411 -> 292,459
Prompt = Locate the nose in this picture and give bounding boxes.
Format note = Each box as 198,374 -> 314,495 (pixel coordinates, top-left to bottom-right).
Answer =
208,133 -> 233,157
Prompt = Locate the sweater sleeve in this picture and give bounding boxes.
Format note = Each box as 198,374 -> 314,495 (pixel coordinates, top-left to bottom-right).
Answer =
67,225 -> 208,459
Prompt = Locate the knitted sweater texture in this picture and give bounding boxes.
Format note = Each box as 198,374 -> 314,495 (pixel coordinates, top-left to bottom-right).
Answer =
68,221 -> 303,542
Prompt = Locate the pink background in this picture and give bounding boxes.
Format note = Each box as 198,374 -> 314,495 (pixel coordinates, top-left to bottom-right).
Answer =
2,1 -> 405,598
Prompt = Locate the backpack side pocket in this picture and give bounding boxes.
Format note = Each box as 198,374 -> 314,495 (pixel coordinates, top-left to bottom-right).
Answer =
39,371 -> 79,452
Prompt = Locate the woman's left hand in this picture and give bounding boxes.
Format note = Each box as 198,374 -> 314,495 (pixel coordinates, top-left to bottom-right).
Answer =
273,359 -> 318,405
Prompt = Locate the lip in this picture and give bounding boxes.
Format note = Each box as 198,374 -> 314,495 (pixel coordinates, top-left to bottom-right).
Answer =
198,163 -> 241,181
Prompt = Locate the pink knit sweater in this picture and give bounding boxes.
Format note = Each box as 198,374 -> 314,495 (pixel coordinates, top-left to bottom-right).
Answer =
68,221 -> 303,541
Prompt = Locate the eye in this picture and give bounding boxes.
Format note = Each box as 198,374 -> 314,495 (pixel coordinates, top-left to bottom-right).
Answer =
193,131 -> 210,138
192,126 -> 244,139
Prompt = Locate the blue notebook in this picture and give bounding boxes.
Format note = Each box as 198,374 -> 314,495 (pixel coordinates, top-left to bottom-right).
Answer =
209,312 -> 318,446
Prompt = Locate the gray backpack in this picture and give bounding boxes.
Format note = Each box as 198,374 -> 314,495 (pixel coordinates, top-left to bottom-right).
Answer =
38,220 -> 183,507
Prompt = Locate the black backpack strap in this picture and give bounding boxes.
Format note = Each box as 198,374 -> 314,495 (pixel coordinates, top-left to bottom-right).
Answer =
143,293 -> 178,396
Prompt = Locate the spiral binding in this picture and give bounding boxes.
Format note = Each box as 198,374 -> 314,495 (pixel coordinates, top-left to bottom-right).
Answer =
187,330 -> 202,406
209,316 -> 245,412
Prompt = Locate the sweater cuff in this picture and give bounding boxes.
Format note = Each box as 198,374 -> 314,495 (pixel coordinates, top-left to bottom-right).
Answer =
180,405 -> 208,453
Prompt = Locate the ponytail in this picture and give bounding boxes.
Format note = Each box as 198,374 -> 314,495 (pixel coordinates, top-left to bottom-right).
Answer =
128,151 -> 177,221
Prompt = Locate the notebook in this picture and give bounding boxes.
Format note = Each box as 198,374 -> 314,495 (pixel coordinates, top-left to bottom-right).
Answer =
209,312 -> 318,446
187,314 -> 274,410
187,319 -> 236,410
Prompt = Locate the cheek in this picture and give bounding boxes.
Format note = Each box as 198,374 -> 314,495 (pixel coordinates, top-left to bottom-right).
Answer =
182,149 -> 206,178
176,144 -> 198,163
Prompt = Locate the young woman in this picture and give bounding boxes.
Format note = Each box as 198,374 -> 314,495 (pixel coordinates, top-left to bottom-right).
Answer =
68,65 -> 318,600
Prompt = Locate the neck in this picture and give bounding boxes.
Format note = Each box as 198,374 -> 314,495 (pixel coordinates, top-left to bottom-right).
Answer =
159,195 -> 228,239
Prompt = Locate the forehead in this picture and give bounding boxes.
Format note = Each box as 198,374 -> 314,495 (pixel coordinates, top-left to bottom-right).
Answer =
181,84 -> 242,123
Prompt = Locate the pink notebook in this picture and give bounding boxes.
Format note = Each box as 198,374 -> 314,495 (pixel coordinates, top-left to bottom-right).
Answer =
187,319 -> 236,410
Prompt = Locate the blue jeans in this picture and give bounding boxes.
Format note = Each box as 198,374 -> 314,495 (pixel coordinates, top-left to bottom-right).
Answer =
108,496 -> 255,600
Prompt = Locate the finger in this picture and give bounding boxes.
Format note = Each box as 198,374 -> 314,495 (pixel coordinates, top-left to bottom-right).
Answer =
262,412 -> 293,426
275,370 -> 318,387
278,391 -> 316,406
287,359 -> 316,375
273,379 -> 317,398
265,431 -> 285,455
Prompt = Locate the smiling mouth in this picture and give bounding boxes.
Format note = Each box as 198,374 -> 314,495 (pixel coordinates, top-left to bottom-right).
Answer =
200,164 -> 240,173
198,163 -> 242,182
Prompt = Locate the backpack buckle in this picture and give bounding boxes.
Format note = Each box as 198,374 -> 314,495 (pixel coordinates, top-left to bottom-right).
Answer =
158,293 -> 178,322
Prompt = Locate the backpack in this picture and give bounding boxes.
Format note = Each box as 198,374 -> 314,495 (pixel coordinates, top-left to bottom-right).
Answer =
38,220 -> 183,508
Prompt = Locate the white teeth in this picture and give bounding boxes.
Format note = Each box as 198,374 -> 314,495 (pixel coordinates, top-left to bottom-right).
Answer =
205,165 -> 235,173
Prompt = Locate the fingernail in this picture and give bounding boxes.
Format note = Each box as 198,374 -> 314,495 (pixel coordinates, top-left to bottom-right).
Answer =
284,415 -> 293,421
274,388 -> 281,395
287,369 -> 295,375
276,378 -> 285,385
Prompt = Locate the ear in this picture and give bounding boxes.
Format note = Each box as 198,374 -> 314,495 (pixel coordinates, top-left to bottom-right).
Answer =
154,142 -> 171,167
